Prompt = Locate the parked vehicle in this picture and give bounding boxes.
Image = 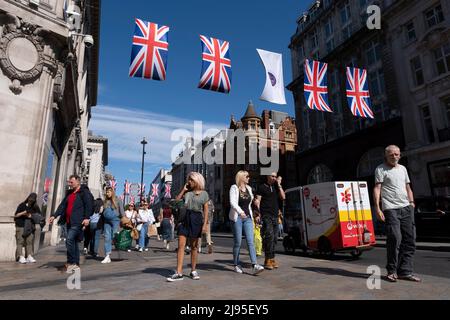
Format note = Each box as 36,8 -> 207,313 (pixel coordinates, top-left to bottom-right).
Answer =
414,196 -> 450,241
283,182 -> 376,258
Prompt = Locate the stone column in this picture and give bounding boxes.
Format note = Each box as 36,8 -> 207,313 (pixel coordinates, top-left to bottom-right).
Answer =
0,15 -> 62,261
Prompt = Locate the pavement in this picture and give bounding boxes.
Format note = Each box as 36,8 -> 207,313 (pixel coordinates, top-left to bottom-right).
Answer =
213,232 -> 450,252
0,233 -> 449,300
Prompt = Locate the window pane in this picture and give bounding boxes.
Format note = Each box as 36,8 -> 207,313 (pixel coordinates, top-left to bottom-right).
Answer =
437,60 -> 447,75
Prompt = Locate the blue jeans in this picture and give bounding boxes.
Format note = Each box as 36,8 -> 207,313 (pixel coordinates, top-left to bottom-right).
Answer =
231,216 -> 258,266
89,222 -> 101,254
104,218 -> 120,255
66,225 -> 83,265
138,223 -> 149,248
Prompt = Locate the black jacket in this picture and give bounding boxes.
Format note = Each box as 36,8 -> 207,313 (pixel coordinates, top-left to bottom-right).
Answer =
53,185 -> 94,227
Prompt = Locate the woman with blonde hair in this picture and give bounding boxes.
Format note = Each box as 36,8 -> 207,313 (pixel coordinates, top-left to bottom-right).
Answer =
229,171 -> 264,275
167,172 -> 209,282
101,187 -> 124,264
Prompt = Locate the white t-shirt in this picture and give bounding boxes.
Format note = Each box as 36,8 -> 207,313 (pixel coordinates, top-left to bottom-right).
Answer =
375,163 -> 411,210
137,209 -> 155,224
124,210 -> 137,224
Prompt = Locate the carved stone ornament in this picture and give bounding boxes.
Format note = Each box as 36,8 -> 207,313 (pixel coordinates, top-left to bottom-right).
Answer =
0,22 -> 44,94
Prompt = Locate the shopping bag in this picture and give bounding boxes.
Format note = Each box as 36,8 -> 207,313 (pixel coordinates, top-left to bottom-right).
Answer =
147,223 -> 158,237
130,228 -> 140,240
254,225 -> 262,256
114,229 -> 132,251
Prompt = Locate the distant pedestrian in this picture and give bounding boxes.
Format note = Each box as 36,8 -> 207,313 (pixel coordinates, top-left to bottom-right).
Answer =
136,200 -> 154,252
124,202 -> 138,251
374,145 -> 421,282
255,172 -> 285,270
15,193 -> 41,264
161,201 -> 174,250
83,198 -> 103,257
229,171 -> 264,275
49,175 -> 93,273
101,187 -> 124,264
253,210 -> 263,257
277,210 -> 284,240
167,172 -> 209,282
200,199 -> 214,254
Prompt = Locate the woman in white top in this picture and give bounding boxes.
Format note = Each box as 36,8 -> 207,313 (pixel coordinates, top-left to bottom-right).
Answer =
229,171 -> 264,275
124,203 -> 138,224
136,200 -> 155,252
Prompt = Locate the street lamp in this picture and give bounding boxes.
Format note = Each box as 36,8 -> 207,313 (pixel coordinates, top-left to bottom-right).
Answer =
140,137 -> 148,201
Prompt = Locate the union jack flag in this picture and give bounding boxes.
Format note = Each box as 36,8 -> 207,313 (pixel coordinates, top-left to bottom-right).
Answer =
346,67 -> 374,119
44,178 -> 52,193
164,183 -> 171,198
304,59 -> 332,112
130,195 -> 135,204
138,183 -> 146,195
109,180 -> 117,190
124,180 -> 131,195
198,35 -> 232,93
149,196 -> 155,205
129,18 -> 169,80
151,183 -> 159,197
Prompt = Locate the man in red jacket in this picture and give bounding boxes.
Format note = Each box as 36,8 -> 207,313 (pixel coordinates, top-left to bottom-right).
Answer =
50,175 -> 93,273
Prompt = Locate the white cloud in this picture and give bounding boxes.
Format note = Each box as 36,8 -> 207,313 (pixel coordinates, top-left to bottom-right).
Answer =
90,105 -> 227,165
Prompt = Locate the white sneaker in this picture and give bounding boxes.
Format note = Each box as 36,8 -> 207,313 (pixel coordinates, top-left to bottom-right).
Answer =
83,248 -> 88,255
127,249 -> 131,252
166,243 -> 170,250
138,247 -> 143,252
234,265 -> 243,274
66,264 -> 80,274
135,244 -> 139,250
18,256 -> 27,264
101,255 -> 111,264
166,273 -> 184,282
252,264 -> 264,275
144,248 -> 149,252
190,270 -> 200,280
26,255 -> 36,263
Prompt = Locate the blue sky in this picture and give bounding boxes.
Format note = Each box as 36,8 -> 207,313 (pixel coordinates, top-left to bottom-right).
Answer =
90,0 -> 310,195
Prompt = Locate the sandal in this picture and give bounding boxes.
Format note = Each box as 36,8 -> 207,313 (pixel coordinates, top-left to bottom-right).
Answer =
386,273 -> 397,282
398,274 -> 421,282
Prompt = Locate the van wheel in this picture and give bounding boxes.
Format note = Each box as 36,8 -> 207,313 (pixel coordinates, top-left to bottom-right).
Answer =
350,249 -> 362,258
318,236 -> 333,256
283,236 -> 295,254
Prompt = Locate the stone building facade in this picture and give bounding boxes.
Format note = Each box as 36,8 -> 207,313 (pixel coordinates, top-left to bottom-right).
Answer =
86,133 -> 108,199
287,0 -> 404,193
288,0 -> 450,198
385,0 -> 450,197
0,0 -> 100,260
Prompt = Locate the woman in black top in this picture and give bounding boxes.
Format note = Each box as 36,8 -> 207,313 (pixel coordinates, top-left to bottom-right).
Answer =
14,193 -> 41,263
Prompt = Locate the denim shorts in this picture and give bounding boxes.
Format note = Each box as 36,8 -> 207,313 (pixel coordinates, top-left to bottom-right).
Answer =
178,209 -> 203,239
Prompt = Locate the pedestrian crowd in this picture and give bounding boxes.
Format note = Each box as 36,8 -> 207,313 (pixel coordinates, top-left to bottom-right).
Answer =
14,145 -> 421,283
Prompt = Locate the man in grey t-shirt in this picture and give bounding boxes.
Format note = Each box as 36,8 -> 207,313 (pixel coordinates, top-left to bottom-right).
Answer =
373,145 -> 421,282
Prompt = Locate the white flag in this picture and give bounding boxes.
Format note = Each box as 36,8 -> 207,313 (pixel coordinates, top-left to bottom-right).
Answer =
257,49 -> 286,105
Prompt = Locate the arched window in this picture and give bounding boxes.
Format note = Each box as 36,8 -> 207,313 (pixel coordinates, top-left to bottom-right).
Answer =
357,147 -> 384,177
307,164 -> 333,184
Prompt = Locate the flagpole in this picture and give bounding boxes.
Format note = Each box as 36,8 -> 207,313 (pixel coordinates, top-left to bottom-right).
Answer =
140,138 -> 148,202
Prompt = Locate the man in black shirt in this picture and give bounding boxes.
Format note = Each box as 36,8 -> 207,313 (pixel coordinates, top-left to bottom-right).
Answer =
255,172 -> 285,270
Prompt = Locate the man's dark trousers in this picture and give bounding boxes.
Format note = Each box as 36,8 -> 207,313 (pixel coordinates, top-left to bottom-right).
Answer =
384,205 -> 416,276
261,215 -> 277,259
